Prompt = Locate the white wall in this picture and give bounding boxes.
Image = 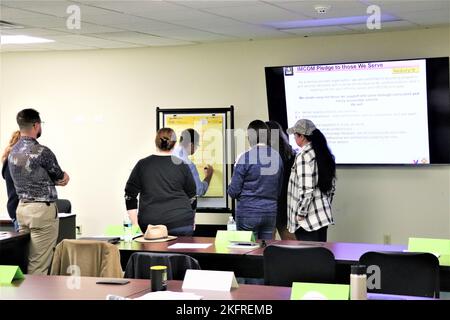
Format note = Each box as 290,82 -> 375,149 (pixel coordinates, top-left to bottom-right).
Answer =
1,27 -> 449,244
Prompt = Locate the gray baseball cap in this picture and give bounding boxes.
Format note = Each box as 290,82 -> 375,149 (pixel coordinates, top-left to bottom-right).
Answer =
287,119 -> 317,135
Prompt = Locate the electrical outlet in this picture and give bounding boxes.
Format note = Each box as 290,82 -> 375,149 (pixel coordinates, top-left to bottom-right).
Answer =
76,225 -> 82,235
383,234 -> 391,244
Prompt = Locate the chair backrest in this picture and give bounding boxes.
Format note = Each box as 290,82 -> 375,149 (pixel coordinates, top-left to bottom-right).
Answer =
124,252 -> 201,280
55,199 -> 72,213
359,251 -> 440,298
263,245 -> 336,286
50,239 -> 123,278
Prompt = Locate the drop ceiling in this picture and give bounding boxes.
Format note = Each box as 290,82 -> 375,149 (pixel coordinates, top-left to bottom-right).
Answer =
0,0 -> 449,51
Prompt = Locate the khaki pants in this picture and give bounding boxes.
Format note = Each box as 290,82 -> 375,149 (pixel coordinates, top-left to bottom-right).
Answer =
17,202 -> 59,275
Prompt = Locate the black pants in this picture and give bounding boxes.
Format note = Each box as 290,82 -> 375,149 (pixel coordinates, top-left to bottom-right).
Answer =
295,226 -> 328,242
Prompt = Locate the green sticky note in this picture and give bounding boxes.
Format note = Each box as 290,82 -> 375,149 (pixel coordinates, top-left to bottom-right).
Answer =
215,230 -> 255,244
105,225 -> 142,237
291,282 -> 349,300
408,237 -> 450,265
105,225 -> 123,236
0,265 -> 24,284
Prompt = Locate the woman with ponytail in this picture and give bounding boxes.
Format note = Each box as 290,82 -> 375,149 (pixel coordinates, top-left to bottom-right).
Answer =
286,119 -> 336,241
1,130 -> 21,231
124,128 -> 197,236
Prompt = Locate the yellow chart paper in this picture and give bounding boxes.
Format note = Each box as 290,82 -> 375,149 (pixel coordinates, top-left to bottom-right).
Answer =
165,114 -> 224,198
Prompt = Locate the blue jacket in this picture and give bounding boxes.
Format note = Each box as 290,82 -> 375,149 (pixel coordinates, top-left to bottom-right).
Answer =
228,145 -> 283,217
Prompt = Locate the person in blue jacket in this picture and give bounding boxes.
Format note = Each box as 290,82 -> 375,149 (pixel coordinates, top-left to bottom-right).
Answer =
228,120 -> 283,240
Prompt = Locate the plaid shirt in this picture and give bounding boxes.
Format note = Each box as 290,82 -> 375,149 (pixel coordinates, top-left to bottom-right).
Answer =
287,143 -> 335,233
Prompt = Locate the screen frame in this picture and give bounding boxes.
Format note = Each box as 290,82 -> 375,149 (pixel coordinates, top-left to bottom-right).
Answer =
265,57 -> 450,166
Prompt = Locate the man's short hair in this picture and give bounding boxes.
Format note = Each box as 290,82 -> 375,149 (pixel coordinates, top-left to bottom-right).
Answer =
16,108 -> 41,130
180,128 -> 200,147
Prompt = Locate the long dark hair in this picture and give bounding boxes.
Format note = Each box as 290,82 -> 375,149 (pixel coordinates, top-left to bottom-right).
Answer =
265,120 -> 295,162
304,129 -> 336,193
247,120 -> 269,147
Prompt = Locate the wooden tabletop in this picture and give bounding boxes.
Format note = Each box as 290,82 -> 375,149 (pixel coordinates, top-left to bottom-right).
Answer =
126,280 -> 434,300
1,275 -> 434,300
0,231 -> 30,245
0,275 -> 150,300
118,236 -> 277,256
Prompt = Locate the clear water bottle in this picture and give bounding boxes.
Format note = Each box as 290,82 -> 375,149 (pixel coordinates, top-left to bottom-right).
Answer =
227,216 -> 236,231
123,215 -> 133,243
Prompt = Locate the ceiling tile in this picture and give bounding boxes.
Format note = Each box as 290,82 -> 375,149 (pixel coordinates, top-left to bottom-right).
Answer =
282,25 -> 353,35
88,31 -> 196,46
149,28 -> 238,41
396,10 -> 450,25
169,1 -> 256,9
0,27 -> 69,36
202,2 -> 307,23
342,20 -> 418,31
48,22 -> 124,34
269,0 -> 369,18
368,0 -> 450,13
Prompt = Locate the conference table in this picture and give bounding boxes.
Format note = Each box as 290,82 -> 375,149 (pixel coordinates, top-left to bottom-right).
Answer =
117,237 -> 450,290
0,231 -> 30,273
118,237 -> 278,279
0,275 -> 433,300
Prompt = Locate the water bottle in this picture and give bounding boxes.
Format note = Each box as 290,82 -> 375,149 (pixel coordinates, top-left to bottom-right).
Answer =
350,265 -> 367,300
123,215 -> 133,243
227,216 -> 236,231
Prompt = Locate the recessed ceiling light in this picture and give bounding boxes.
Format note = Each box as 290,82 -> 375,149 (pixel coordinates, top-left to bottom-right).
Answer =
0,35 -> 55,44
266,14 -> 400,30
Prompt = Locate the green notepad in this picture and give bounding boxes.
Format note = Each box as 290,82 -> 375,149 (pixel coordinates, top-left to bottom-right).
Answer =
0,265 -> 25,284
408,237 -> 450,266
105,225 -> 141,237
215,230 -> 256,244
291,282 -> 349,300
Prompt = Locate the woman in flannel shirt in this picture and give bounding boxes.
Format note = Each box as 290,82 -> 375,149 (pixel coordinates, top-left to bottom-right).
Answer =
286,119 -> 336,242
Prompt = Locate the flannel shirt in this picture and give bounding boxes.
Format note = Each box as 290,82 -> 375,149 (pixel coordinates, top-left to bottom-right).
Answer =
287,143 -> 335,232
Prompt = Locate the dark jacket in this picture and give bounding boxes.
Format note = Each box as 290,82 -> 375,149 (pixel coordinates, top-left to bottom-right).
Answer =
2,160 -> 18,220
228,145 -> 284,217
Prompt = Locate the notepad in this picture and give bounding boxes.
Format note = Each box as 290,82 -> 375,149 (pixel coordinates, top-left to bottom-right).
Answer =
135,291 -> 203,300
168,243 -> 212,249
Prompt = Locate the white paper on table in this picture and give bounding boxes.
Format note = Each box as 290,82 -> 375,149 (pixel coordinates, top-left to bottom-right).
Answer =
168,243 -> 212,249
182,269 -> 239,292
134,291 -> 203,300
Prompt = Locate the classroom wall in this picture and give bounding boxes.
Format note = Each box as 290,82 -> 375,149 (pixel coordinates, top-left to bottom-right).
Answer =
1,26 -> 449,244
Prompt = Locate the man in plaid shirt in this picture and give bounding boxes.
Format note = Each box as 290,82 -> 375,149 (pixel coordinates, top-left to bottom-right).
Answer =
286,119 -> 336,242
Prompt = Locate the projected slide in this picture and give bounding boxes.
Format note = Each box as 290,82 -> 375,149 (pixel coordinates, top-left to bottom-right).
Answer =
283,59 -> 430,164
165,114 -> 225,197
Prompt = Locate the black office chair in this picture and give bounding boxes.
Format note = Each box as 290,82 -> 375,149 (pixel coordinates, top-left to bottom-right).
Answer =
263,245 -> 336,286
124,252 -> 201,280
55,199 -> 71,213
359,251 -> 440,298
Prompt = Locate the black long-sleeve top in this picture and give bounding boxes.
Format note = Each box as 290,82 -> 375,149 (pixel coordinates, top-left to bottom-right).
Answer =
125,155 -> 196,231
2,160 -> 18,220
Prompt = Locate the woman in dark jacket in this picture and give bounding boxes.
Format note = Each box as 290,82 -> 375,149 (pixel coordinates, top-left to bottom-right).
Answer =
1,130 -> 21,231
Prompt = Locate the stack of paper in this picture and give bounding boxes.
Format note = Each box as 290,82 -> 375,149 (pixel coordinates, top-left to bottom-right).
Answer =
135,291 -> 203,300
